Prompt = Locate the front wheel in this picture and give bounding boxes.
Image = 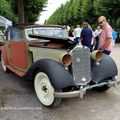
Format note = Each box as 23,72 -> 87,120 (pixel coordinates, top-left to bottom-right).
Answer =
34,72 -> 62,108
93,85 -> 109,92
92,77 -> 116,92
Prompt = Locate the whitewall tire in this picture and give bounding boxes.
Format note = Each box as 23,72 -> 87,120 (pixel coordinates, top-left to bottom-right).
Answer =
34,72 -> 61,107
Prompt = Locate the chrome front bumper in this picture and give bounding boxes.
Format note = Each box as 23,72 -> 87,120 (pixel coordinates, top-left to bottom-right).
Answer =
54,79 -> 120,99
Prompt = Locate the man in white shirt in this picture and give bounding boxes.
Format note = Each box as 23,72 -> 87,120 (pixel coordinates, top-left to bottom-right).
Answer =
74,25 -> 82,43
93,26 -> 102,50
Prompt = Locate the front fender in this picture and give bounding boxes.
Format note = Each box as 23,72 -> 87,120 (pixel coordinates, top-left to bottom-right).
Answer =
24,59 -> 75,90
91,54 -> 118,83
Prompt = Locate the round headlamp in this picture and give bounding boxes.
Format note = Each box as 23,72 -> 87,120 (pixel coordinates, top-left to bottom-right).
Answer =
59,53 -> 72,66
91,50 -> 103,62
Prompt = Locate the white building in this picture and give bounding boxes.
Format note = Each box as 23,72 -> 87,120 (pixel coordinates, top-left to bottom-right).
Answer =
0,15 -> 12,29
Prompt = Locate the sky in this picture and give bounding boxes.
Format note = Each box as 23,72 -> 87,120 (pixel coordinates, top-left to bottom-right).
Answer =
36,0 -> 69,24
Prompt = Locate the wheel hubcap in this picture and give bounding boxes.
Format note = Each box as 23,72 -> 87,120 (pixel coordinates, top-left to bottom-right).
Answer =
34,72 -> 54,106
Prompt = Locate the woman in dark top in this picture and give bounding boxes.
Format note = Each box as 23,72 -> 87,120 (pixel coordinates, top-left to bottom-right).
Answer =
80,22 -> 93,51
68,26 -> 75,41
68,26 -> 74,37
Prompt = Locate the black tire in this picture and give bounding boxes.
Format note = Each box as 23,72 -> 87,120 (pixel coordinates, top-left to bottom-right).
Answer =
93,85 -> 109,92
34,71 -> 62,108
92,77 -> 116,92
50,90 -> 62,108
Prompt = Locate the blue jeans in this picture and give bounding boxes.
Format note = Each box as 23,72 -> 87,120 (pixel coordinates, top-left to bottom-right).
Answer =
94,40 -> 99,50
103,50 -> 111,55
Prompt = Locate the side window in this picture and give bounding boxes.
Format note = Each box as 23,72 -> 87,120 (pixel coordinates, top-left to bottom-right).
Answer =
9,28 -> 25,41
7,30 -> 11,40
10,28 -> 20,41
4,26 -> 12,41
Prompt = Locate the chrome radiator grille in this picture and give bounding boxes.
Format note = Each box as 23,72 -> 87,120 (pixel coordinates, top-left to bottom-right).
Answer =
71,46 -> 91,85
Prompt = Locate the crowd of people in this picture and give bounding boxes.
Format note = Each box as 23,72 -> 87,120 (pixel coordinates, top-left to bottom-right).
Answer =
67,16 -> 116,55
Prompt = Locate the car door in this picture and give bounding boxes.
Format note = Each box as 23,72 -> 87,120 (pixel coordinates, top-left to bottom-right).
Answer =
6,27 -> 30,72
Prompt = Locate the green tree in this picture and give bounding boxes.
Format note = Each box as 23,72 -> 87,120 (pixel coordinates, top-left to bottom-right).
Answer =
0,0 -> 17,23
0,0 -> 47,24
93,0 -> 120,27
80,0 -> 97,24
47,0 -> 120,29
72,0 -> 83,23
116,17 -> 120,30
11,0 -> 47,23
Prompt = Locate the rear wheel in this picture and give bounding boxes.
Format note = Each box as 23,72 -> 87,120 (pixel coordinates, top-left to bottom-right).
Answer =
34,72 -> 62,108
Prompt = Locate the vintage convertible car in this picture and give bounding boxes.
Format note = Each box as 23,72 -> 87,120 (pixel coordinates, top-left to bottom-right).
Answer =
0,24 -> 119,107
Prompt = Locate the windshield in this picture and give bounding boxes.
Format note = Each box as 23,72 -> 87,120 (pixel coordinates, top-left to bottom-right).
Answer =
25,27 -> 68,41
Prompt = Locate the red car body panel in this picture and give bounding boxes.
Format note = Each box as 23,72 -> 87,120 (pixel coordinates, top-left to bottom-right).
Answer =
7,41 -> 29,70
1,40 -> 30,76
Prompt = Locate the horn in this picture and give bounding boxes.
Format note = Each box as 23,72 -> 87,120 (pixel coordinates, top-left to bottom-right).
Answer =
59,53 -> 72,66
91,50 -> 103,62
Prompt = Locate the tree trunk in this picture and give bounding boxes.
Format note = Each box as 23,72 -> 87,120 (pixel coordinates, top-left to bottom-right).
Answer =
17,0 -> 24,23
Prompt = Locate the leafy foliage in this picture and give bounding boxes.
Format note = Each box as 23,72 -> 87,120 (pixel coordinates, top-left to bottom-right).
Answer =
116,17 -> 120,28
0,0 -> 47,24
93,0 -> 120,27
24,0 -> 47,23
1,0 -> 120,30
0,0 -> 17,23
47,0 -> 120,30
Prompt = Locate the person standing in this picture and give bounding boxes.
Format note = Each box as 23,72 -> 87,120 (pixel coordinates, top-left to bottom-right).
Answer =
68,26 -> 75,41
98,16 -> 113,55
74,25 -> 82,43
80,22 -> 93,51
93,26 -> 102,50
112,29 -> 117,46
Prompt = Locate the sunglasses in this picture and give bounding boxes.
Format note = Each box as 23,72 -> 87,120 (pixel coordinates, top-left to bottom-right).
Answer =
99,20 -> 104,24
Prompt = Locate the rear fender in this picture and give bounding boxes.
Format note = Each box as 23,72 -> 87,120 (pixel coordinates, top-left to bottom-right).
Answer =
24,59 -> 75,90
91,54 -> 118,83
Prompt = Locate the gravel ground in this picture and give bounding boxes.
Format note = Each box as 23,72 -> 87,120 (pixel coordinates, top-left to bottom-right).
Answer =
0,43 -> 120,120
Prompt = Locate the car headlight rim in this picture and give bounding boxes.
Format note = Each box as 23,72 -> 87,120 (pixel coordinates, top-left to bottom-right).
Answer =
91,50 -> 103,62
59,53 -> 72,67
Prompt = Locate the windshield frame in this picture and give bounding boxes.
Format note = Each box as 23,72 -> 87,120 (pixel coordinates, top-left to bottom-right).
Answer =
25,27 -> 68,41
